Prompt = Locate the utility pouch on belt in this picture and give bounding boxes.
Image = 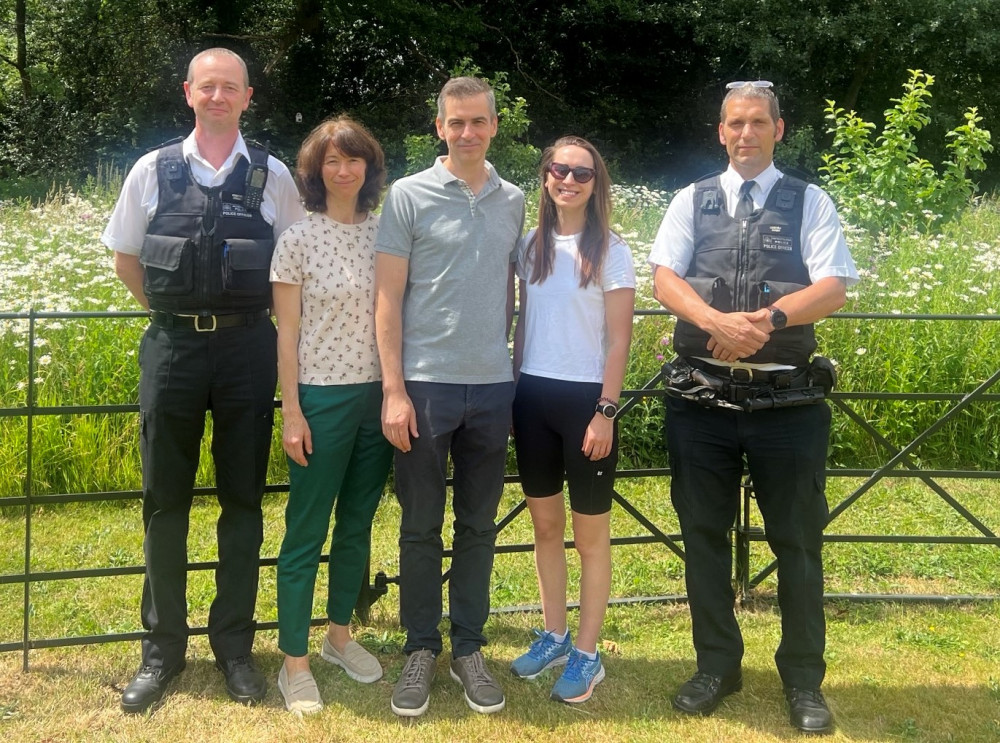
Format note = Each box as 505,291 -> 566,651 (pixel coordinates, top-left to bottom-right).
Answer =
662,357 -> 829,413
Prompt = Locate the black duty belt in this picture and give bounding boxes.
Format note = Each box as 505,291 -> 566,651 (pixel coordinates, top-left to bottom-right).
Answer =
663,357 -> 827,412
687,358 -> 810,389
149,309 -> 270,332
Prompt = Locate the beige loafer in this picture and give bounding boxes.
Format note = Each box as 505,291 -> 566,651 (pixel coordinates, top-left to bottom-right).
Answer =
277,664 -> 323,716
321,636 -> 383,683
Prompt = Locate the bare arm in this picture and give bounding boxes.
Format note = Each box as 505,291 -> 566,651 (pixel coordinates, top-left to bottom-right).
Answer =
582,287 -> 635,460
375,252 -> 418,451
273,281 -> 311,467
751,276 -> 847,332
652,264 -> 770,362
114,252 -> 149,310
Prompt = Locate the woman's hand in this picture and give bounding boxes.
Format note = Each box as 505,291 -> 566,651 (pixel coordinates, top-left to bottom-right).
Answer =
282,409 -> 313,466
582,414 -> 614,461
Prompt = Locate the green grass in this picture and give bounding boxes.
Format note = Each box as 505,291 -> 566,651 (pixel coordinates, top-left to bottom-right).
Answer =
1,600 -> 998,742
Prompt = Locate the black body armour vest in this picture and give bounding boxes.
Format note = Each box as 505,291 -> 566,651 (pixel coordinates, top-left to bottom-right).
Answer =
139,140 -> 275,314
673,173 -> 816,366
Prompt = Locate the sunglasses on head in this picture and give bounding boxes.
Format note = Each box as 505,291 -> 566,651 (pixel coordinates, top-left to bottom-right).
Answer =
726,80 -> 774,90
547,162 -> 597,184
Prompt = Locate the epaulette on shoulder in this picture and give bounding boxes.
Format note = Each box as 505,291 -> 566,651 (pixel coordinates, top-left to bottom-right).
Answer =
693,169 -> 725,184
775,164 -> 814,184
146,136 -> 185,154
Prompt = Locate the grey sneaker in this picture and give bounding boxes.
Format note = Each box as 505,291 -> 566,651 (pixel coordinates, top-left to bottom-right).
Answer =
391,649 -> 436,717
449,651 -> 505,714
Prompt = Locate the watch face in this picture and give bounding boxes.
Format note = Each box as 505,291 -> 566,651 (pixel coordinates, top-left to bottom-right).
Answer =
770,308 -> 787,330
599,403 -> 618,419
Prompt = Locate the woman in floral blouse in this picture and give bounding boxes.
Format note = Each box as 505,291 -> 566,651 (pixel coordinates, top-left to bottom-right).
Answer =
270,116 -> 392,715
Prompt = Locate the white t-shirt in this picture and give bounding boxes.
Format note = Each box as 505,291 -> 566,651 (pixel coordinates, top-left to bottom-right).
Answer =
270,211 -> 381,386
517,229 -> 636,383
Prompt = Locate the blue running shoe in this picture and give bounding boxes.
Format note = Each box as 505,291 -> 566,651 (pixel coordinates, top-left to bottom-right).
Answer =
510,629 -> 571,680
550,648 -> 605,704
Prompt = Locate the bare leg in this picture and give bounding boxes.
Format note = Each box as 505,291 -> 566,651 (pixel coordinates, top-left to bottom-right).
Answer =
527,494 -> 568,634
571,509 -> 612,653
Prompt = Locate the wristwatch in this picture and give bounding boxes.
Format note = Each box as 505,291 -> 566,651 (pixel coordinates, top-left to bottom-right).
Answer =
596,397 -> 619,420
768,307 -> 788,330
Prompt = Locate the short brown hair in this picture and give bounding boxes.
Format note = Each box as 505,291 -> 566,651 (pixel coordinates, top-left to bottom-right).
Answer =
720,84 -> 781,124
187,48 -> 249,89
436,77 -> 496,122
295,115 -> 386,214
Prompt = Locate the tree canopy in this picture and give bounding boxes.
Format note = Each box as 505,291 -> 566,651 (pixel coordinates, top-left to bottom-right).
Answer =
1,0 -> 997,190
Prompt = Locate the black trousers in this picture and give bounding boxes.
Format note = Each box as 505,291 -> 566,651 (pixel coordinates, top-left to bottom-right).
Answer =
665,395 -> 831,690
137,318 -> 277,668
395,381 -> 514,658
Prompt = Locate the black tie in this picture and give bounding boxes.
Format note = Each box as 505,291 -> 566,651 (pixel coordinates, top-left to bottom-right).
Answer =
735,180 -> 756,219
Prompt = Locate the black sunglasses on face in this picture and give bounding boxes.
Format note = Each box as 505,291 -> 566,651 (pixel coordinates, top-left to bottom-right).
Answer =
548,162 -> 597,184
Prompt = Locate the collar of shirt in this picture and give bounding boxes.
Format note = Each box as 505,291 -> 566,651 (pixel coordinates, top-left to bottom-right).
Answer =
181,131 -> 249,188
432,156 -> 501,193
719,163 -> 782,217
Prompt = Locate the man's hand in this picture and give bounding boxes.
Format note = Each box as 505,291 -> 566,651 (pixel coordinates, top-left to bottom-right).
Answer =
705,308 -> 771,361
282,409 -> 312,467
382,389 -> 419,452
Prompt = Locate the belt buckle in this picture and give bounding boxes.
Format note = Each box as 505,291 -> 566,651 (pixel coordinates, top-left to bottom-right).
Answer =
177,312 -> 218,332
194,314 -> 218,332
730,365 -> 754,384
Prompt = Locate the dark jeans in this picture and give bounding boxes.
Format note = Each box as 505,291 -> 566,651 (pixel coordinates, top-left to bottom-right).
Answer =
138,319 -> 276,668
665,395 -> 831,690
395,380 -> 514,657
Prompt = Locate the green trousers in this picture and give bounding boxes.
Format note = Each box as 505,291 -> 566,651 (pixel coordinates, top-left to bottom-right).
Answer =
276,382 -> 393,656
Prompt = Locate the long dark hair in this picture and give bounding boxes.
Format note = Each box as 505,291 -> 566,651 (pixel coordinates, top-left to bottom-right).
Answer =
295,115 -> 386,214
526,136 -> 612,288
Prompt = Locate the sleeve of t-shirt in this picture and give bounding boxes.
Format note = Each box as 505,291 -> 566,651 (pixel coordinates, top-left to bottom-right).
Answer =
374,182 -> 415,259
269,219 -> 305,285
602,235 -> 637,291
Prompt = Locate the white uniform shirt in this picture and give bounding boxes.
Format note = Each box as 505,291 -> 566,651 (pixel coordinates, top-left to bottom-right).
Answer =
648,163 -> 858,285
647,163 -> 859,369
518,229 -> 636,383
102,131 -> 304,254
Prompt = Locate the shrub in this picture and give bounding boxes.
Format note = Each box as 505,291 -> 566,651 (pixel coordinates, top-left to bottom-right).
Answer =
819,70 -> 992,234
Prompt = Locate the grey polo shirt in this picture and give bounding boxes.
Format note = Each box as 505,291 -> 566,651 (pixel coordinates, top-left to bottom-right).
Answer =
375,157 -> 525,384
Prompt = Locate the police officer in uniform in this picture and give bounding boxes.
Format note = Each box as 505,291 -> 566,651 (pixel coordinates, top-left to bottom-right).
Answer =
648,81 -> 858,733
102,47 -> 304,713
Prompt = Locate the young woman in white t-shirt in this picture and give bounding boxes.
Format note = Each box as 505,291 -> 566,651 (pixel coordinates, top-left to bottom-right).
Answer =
510,136 -> 636,703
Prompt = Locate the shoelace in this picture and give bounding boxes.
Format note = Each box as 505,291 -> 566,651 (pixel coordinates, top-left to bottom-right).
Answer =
528,630 -> 559,657
400,652 -> 431,688
561,652 -> 587,682
460,653 -> 493,685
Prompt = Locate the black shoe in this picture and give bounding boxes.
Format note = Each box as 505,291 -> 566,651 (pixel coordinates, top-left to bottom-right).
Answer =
121,661 -> 186,714
672,670 -> 743,715
217,655 -> 267,704
785,687 -> 833,734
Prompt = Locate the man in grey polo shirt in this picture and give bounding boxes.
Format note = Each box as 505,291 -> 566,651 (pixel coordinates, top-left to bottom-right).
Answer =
375,76 -> 525,717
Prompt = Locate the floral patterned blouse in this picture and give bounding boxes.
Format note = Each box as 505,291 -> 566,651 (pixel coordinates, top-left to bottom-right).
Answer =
270,211 -> 381,385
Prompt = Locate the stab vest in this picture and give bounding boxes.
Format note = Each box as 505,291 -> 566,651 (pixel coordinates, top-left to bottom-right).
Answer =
139,139 -> 275,314
673,173 -> 816,366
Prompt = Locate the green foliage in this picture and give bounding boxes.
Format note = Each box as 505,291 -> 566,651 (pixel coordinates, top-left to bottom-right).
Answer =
403,59 -> 540,185
820,70 -> 993,234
